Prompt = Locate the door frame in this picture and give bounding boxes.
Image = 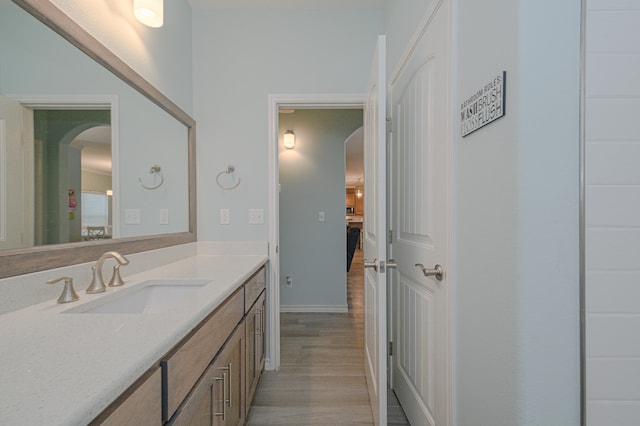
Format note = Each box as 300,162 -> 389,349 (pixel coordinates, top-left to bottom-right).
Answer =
267,93 -> 366,370
6,94 -> 120,239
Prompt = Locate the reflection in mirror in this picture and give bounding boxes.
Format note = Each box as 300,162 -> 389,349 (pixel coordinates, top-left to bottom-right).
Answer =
0,0 -> 190,251
0,0 -> 196,278
33,109 -> 111,246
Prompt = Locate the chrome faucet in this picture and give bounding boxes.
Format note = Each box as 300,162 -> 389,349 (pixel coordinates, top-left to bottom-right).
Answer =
86,251 -> 130,294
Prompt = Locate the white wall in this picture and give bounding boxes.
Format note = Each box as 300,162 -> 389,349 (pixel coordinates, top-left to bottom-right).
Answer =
278,109 -> 362,310
585,1 -> 640,423
386,0 -> 581,424
0,3 -> 189,238
50,0 -> 193,114
192,8 -> 384,242
384,0 -> 435,74
458,0 -> 581,424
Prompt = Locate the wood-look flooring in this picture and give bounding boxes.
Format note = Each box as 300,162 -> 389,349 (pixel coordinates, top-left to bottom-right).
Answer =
247,249 -> 410,425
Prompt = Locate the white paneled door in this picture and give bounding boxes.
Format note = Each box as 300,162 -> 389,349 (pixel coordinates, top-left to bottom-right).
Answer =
363,35 -> 387,426
388,1 -> 451,425
585,2 -> 640,424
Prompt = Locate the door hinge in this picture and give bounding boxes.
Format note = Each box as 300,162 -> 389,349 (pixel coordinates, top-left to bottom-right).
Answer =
386,117 -> 392,133
388,229 -> 393,244
388,341 -> 393,356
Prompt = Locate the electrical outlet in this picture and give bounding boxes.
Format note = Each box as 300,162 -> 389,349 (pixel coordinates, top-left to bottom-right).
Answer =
285,276 -> 293,287
220,209 -> 230,225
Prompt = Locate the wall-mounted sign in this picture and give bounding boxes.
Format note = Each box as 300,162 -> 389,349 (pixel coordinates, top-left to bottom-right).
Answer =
460,71 -> 506,137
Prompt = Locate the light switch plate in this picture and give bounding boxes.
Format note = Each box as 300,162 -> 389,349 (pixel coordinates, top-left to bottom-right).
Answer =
125,209 -> 141,225
159,209 -> 169,225
220,209 -> 230,225
318,211 -> 325,222
248,208 -> 264,224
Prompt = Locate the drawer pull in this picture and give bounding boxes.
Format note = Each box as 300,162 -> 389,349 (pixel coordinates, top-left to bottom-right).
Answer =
227,363 -> 233,407
213,374 -> 226,421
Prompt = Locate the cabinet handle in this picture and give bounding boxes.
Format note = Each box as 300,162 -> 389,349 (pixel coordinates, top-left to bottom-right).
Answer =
213,375 -> 226,421
227,362 -> 233,408
255,309 -> 261,336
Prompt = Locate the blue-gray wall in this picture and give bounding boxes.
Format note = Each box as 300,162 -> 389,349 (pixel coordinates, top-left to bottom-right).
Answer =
192,8 -> 384,242
384,0 -> 581,424
279,109 -> 362,310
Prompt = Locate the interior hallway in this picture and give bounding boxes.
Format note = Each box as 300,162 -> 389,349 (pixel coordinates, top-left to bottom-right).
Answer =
247,249 -> 409,425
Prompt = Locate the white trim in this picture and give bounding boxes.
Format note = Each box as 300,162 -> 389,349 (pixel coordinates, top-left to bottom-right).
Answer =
280,304 -> 349,313
264,357 -> 273,371
389,0 -> 445,86
267,93 -> 366,372
7,94 -> 121,238
0,120 -> 6,242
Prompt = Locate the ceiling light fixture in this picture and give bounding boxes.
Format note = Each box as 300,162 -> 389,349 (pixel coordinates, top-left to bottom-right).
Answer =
284,130 -> 295,149
134,0 -> 164,28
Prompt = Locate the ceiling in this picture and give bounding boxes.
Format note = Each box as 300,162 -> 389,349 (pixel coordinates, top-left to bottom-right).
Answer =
187,0 -> 384,10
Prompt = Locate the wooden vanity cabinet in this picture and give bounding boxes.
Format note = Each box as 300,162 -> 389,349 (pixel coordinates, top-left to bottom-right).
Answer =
92,264 -> 267,426
91,367 -> 162,426
162,288 -> 244,421
168,322 -> 245,426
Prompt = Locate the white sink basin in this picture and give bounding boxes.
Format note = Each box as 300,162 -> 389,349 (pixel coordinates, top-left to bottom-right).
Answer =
65,279 -> 210,314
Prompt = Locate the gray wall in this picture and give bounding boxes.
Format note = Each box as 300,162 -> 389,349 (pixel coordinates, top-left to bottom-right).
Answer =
385,0 -> 582,424
0,1 -> 190,239
51,0 -> 193,114
192,8 -> 384,242
279,109 -> 362,310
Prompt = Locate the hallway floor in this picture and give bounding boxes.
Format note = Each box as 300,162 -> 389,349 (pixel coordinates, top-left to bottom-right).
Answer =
246,249 -> 410,425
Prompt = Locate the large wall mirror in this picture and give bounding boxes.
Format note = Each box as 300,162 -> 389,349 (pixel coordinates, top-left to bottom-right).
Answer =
0,0 -> 196,278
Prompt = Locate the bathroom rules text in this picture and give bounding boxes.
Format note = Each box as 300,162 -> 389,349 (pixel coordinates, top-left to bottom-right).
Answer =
460,71 -> 506,137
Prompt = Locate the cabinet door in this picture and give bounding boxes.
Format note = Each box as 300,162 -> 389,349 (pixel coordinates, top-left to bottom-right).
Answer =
355,193 -> 364,215
213,324 -> 244,426
171,324 -> 244,426
246,290 -> 266,413
245,306 -> 257,410
346,193 -> 355,207
256,292 -> 266,375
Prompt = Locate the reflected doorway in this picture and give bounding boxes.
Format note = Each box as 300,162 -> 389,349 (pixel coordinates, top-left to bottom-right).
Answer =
33,109 -> 111,245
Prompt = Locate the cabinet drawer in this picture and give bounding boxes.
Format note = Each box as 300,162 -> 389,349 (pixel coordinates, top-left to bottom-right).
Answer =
94,367 -> 162,426
162,287 -> 244,421
244,266 -> 266,313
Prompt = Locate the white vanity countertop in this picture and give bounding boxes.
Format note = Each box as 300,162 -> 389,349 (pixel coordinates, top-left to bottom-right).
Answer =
0,254 -> 268,425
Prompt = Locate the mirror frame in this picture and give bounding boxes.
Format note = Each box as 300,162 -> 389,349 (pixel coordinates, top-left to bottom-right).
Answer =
0,0 -> 197,279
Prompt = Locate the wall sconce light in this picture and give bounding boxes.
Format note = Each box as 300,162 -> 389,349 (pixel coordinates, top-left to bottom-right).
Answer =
134,0 -> 164,28
283,130 -> 295,149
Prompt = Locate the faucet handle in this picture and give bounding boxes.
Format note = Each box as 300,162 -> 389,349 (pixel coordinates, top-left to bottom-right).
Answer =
108,264 -> 126,287
46,276 -> 79,304
86,265 -> 107,294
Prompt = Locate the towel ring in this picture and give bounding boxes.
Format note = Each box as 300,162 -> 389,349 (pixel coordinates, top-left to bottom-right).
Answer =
139,165 -> 164,190
216,165 -> 241,190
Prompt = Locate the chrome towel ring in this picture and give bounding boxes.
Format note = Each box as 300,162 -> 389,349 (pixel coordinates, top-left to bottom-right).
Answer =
216,165 -> 241,190
139,165 -> 164,190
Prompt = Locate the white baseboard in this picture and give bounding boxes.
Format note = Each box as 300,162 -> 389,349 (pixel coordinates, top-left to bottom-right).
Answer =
280,304 -> 348,313
264,358 -> 273,371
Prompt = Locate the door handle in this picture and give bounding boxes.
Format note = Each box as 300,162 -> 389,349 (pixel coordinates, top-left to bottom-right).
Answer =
387,259 -> 397,269
415,263 -> 444,281
364,258 -> 378,272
